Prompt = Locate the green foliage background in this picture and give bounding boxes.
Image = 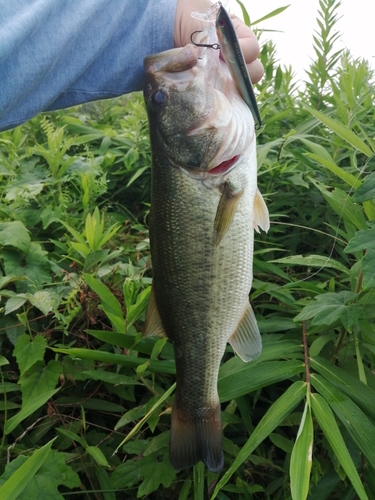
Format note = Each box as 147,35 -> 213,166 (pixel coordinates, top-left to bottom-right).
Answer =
1,1 -> 375,498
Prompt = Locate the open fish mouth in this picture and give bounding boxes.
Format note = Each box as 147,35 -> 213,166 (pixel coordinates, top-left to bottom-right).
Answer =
208,154 -> 241,175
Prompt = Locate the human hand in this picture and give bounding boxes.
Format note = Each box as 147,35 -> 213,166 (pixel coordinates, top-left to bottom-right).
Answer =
174,0 -> 264,84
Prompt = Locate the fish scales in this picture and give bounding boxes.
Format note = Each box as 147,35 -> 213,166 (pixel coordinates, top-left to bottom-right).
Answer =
143,25 -> 269,472
151,155 -> 255,471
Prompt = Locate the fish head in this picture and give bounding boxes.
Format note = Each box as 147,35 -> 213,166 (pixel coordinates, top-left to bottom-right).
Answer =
144,28 -> 254,177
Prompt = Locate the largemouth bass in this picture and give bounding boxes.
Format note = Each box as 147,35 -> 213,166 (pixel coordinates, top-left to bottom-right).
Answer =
143,27 -> 269,472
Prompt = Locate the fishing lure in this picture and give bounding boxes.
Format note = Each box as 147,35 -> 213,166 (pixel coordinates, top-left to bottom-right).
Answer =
191,1 -> 262,129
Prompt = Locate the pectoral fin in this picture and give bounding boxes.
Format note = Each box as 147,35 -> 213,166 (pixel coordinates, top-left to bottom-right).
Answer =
213,181 -> 243,246
228,303 -> 262,362
143,287 -> 167,337
254,188 -> 270,233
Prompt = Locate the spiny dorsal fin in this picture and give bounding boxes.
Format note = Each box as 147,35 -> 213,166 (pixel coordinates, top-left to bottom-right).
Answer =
254,188 -> 270,233
213,181 -> 243,246
143,286 -> 167,337
228,303 -> 262,362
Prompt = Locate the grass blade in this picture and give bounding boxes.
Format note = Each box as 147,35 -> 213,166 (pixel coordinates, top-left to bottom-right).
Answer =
51,347 -> 176,374
211,381 -> 306,499
218,360 -> 304,402
0,438 -> 56,500
290,399 -> 313,500
310,356 -> 375,419
311,374 -> 375,469
5,388 -> 60,435
311,393 -> 368,500
304,105 -> 373,157
114,382 -> 176,451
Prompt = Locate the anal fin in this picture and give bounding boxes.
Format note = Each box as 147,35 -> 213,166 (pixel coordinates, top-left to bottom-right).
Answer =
229,303 -> 262,362
213,181 -> 243,246
254,188 -> 270,233
143,286 -> 167,337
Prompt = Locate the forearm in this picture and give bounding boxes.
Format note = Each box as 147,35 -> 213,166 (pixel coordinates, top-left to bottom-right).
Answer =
0,0 -> 176,131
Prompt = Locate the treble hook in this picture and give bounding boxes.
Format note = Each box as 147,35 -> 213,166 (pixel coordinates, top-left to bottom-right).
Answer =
190,31 -> 220,50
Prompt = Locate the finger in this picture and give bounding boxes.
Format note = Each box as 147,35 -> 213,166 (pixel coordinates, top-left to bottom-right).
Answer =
246,59 -> 264,84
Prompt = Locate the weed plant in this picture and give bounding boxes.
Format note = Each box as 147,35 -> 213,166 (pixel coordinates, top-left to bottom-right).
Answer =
0,0 -> 375,498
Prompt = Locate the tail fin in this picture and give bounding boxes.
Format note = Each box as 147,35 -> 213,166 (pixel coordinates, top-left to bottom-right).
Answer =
169,403 -> 224,472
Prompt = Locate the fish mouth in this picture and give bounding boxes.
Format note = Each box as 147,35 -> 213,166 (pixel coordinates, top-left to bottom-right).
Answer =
208,155 -> 241,175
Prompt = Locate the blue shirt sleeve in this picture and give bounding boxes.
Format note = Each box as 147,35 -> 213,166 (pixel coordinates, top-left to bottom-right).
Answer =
0,0 -> 177,131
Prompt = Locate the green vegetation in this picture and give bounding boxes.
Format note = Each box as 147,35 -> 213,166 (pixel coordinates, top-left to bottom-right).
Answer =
1,0 -> 374,498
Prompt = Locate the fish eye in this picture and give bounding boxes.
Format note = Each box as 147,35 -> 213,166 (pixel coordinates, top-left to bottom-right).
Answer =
150,90 -> 168,110
218,18 -> 225,28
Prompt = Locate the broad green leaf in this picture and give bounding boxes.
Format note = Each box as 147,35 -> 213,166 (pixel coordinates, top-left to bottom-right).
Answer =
110,451 -> 176,497
218,360 -> 304,402
0,275 -> 24,290
290,400 -> 313,500
304,105 -> 373,157
271,254 -> 349,274
311,393 -> 368,500
14,334 -> 47,375
0,438 -> 55,500
0,221 -> 30,254
51,347 -> 176,374
86,446 -> 110,467
361,251 -> 375,288
344,225 -> 375,288
294,291 -> 363,330
211,381 -> 306,499
345,226 -> 375,253
4,295 -> 27,315
311,374 -> 375,469
353,172 -> 375,202
2,243 -> 52,293
310,356 -> 375,419
19,360 -> 61,408
83,273 -> 125,333
0,448 -> 80,500
29,290 -> 59,315
5,388 -> 60,435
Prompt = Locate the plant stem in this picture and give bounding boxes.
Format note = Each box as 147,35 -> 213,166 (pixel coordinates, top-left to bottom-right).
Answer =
302,322 -> 311,390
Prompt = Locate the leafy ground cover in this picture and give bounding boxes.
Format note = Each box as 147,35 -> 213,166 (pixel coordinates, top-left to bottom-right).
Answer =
1,0 -> 375,498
